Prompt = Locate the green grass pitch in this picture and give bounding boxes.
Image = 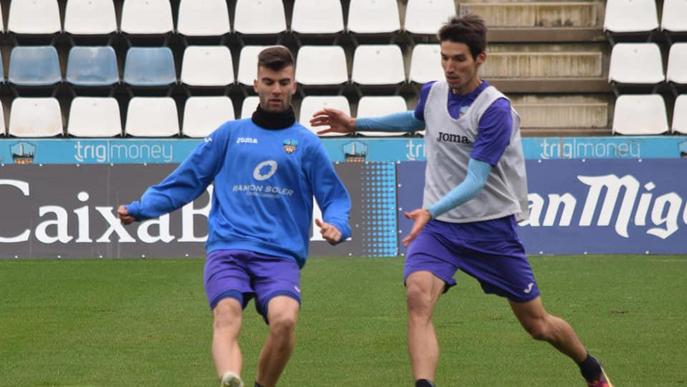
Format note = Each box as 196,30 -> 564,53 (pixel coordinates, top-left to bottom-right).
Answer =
1,255 -> 686,386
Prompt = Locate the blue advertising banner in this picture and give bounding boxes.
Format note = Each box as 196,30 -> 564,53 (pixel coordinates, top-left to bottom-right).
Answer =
1,136 -> 686,164
397,159 -> 687,255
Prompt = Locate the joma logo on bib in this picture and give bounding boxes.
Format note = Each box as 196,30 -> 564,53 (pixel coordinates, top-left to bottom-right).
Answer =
436,131 -> 471,145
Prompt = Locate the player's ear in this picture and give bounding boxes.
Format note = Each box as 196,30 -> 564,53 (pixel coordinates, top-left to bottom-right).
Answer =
475,51 -> 487,67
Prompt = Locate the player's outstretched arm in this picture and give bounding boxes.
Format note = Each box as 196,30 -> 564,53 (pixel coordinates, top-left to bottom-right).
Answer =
309,107 -> 356,135
315,218 -> 342,245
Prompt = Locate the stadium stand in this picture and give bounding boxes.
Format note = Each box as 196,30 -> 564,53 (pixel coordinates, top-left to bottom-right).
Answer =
0,0 -> 683,139
612,94 -> 669,135
67,97 -> 122,137
183,96 -> 235,138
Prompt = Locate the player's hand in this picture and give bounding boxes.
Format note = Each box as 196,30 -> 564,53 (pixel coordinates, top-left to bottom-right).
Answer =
309,107 -> 356,136
117,205 -> 136,225
402,208 -> 432,247
315,218 -> 342,245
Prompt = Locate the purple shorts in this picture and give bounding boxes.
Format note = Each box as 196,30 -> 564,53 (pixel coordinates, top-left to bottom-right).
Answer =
404,220 -> 540,303
204,249 -> 301,320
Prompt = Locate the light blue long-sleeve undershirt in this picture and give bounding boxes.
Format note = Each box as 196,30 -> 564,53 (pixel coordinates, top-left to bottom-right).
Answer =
355,111 -> 492,218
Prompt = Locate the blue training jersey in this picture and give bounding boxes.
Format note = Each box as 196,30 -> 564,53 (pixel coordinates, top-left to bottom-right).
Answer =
126,118 -> 352,267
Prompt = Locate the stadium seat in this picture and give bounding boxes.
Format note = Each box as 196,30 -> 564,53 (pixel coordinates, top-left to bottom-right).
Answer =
8,46 -> 61,87
237,46 -> 268,86
612,94 -> 668,135
183,96 -> 235,137
240,96 -> 260,118
347,0 -> 400,34
603,0 -> 659,34
662,0 -> 687,33
66,46 -> 119,87
177,0 -> 231,37
64,0 -> 117,36
667,43 -> 687,85
608,43 -> 664,86
295,46 -> 348,87
125,97 -> 179,137
409,44 -> 443,84
121,0 -> 173,35
673,95 -> 687,134
356,96 -> 408,137
67,97 -> 122,137
124,47 -> 177,87
0,102 -> 5,135
404,0 -> 456,35
351,45 -> 405,86
9,97 -> 63,137
8,0 -> 61,35
291,0 -> 344,34
0,4 -> 3,33
181,46 -> 234,87
299,96 -> 351,136
234,0 -> 286,35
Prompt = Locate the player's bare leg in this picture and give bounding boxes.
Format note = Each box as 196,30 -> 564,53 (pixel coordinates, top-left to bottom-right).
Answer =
212,298 -> 244,382
256,296 -> 300,387
406,271 -> 445,384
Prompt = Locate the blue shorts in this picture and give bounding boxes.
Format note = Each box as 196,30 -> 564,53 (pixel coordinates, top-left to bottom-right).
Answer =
204,249 -> 302,321
404,220 -> 540,303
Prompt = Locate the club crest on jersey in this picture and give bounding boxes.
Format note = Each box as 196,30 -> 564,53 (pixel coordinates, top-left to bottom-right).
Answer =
283,139 -> 298,154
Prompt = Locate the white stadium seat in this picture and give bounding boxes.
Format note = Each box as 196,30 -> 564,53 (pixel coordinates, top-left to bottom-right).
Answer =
357,96 -> 408,137
125,97 -> 179,137
8,0 -> 61,35
662,0 -> 687,33
9,98 -> 63,137
404,0 -> 456,35
673,95 -> 687,134
0,101 -> 5,135
240,96 -> 260,118
291,0 -> 344,34
667,43 -> 687,85
177,0 -> 231,37
352,45 -> 405,85
237,46 -> 268,86
183,96 -> 235,138
181,46 -> 234,87
299,96 -> 351,136
121,0 -> 173,35
604,0 -> 659,33
347,0 -> 400,34
409,44 -> 443,84
234,0 -> 286,34
64,0 -> 117,35
68,97 -> 122,137
612,94 -> 668,135
295,46 -> 348,86
608,43 -> 664,85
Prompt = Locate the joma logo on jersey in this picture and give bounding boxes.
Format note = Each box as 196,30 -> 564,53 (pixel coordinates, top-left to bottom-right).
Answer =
436,132 -> 471,144
236,137 -> 258,144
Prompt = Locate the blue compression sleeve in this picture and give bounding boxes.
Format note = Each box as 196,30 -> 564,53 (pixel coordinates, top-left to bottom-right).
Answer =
427,159 -> 492,218
355,111 -> 425,132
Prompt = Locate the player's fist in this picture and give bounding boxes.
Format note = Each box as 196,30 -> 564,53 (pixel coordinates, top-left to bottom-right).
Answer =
117,205 -> 136,225
315,218 -> 342,245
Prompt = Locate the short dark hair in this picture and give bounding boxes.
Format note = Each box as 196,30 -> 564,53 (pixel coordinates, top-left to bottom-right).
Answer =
437,14 -> 487,60
257,46 -> 295,71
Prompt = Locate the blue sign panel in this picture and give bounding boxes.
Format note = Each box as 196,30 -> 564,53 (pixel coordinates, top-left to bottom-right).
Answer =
397,159 -> 687,254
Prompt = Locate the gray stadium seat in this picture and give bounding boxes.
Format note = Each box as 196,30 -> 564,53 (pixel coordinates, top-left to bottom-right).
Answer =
68,97 -> 122,137
125,97 -> 179,137
409,44 -> 443,84
237,46 -> 268,86
177,0 -> 231,37
352,45 -> 405,86
608,43 -> 664,87
8,0 -> 61,35
662,0 -> 687,33
673,95 -> 687,134
295,46 -> 348,86
604,0 -> 659,34
347,0 -> 400,34
299,96 -> 351,137
183,96 -> 235,138
404,0 -> 456,35
124,47 -> 176,87
356,96 -> 408,137
64,0 -> 117,36
667,43 -> 687,85
121,0 -> 173,35
181,46 -> 234,87
9,46 -> 61,86
291,0 -> 344,34
240,96 -> 260,118
66,46 -> 119,87
234,0 -> 286,35
9,97 -> 63,137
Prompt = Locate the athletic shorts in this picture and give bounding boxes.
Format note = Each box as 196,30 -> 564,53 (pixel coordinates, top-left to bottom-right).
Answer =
404,220 -> 540,303
204,249 -> 302,321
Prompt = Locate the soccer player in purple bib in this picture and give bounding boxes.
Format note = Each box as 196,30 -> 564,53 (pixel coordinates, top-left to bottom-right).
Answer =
118,46 -> 351,387
311,14 -> 612,387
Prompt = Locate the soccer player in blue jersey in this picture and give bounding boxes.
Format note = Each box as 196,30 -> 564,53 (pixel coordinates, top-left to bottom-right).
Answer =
311,14 -> 612,387
117,46 -> 351,387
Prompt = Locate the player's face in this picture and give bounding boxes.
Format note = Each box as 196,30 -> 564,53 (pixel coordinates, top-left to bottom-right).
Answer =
440,41 -> 486,95
254,65 -> 297,113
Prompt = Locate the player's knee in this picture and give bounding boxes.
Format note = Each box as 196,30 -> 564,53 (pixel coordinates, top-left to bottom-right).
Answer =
524,319 -> 552,341
269,313 -> 297,336
406,284 -> 433,316
213,300 -> 241,331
